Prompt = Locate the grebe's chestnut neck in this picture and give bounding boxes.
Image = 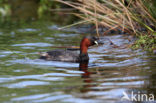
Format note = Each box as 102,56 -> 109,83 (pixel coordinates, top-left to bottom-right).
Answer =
80,36 -> 98,54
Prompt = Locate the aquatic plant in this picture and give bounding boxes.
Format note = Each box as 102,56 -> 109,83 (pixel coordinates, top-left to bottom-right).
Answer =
133,33 -> 156,51
38,0 -> 57,18
0,0 -> 11,22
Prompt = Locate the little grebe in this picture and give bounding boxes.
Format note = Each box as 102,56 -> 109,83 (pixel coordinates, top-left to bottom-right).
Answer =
39,36 -> 98,62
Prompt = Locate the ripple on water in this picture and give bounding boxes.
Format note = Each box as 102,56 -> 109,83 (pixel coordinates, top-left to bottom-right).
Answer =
0,51 -> 23,58
0,77 -> 15,83
54,33 -> 79,37
18,28 -> 38,32
12,92 -> 73,103
0,32 -> 154,103
3,81 -> 50,88
0,71 -> 80,87
8,59 -> 79,68
12,43 -> 53,47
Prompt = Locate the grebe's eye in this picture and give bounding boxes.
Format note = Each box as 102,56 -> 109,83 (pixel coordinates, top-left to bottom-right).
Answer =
94,41 -> 98,45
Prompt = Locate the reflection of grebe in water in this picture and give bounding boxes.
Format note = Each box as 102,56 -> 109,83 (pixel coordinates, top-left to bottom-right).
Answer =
79,61 -> 94,92
79,61 -> 90,78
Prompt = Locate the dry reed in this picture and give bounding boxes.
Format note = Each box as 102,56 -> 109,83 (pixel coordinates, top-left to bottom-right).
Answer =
56,0 -> 156,35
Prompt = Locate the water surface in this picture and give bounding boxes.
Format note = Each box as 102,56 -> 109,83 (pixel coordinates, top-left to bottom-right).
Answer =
0,23 -> 156,103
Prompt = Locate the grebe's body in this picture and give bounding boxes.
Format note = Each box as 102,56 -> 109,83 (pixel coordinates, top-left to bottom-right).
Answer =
39,36 -> 98,62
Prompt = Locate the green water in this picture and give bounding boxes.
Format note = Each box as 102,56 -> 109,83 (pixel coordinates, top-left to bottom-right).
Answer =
0,0 -> 155,102
0,21 -> 155,103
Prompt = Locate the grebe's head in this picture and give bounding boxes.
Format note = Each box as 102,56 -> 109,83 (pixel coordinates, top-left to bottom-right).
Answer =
81,36 -> 99,47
